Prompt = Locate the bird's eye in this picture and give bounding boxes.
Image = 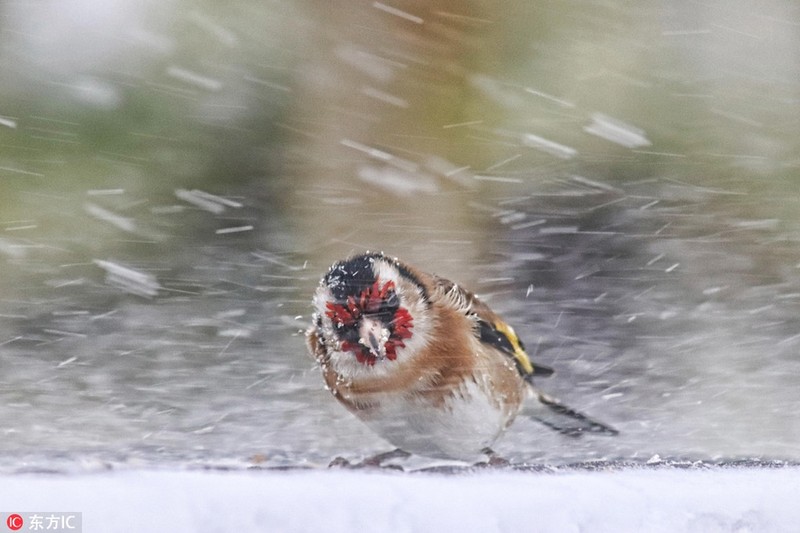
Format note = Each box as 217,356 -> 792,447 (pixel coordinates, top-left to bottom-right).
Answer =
340,326 -> 359,344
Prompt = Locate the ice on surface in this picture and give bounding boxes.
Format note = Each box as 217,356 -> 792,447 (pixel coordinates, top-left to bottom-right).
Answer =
1,468 -> 798,533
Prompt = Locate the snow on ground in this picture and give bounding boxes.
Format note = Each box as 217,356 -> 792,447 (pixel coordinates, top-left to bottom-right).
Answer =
1,467 -> 799,533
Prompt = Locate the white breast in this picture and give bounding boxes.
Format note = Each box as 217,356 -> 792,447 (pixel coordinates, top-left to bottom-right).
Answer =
356,379 -> 518,461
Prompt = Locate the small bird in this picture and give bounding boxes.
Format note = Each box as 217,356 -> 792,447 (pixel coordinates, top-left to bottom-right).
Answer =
307,252 -> 616,463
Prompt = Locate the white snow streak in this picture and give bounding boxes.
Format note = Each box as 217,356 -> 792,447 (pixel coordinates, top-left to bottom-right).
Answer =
584,113 -> 651,148
94,260 -> 161,298
522,133 -> 577,159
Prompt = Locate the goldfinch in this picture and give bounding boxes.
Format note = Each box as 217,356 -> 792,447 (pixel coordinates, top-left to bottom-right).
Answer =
307,252 -> 616,462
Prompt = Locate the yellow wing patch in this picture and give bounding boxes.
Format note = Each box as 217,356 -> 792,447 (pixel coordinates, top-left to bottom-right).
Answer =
492,321 -> 534,375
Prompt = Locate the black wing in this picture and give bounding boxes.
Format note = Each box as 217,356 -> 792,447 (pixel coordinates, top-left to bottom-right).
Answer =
476,319 -> 554,378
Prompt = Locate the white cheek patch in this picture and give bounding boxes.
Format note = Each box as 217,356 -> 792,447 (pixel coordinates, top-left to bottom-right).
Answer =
392,289 -> 432,364
314,256 -> 434,379
372,259 -> 434,366
372,260 -> 401,287
312,284 -> 341,353
312,284 -> 332,316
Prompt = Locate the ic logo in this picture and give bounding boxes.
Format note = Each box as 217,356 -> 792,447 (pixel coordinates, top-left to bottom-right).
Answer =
6,514 -> 23,531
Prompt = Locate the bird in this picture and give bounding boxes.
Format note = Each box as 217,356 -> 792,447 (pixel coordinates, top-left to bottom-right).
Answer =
306,252 -> 617,464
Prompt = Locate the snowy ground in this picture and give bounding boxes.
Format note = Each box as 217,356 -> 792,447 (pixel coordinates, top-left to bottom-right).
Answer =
2,466 -> 799,533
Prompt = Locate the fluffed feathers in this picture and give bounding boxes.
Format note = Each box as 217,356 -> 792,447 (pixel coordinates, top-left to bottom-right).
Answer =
307,252 -> 616,460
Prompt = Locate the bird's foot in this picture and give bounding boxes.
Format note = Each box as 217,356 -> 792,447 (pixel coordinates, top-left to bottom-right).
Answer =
329,448 -> 410,470
474,448 -> 511,468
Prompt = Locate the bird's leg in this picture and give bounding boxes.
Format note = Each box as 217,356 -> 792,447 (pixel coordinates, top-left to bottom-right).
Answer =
329,448 -> 410,470
475,447 -> 511,468
361,448 -> 411,466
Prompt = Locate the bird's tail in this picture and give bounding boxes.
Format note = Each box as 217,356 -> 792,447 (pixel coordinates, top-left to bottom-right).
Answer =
527,391 -> 618,437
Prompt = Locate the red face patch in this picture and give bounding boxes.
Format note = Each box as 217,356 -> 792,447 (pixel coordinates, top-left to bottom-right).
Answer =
324,279 -> 414,365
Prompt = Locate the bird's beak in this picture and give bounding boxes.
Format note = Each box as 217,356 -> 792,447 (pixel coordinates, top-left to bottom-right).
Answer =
359,317 -> 388,359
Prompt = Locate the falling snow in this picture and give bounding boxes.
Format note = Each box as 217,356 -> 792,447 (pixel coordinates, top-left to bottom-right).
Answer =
583,113 -> 652,149
0,7 -> 799,530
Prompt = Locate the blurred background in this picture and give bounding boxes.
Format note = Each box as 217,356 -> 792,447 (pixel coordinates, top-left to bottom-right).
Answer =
1,0 -> 799,471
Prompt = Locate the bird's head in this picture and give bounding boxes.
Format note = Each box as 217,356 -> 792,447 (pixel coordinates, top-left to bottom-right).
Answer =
312,252 -> 430,372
